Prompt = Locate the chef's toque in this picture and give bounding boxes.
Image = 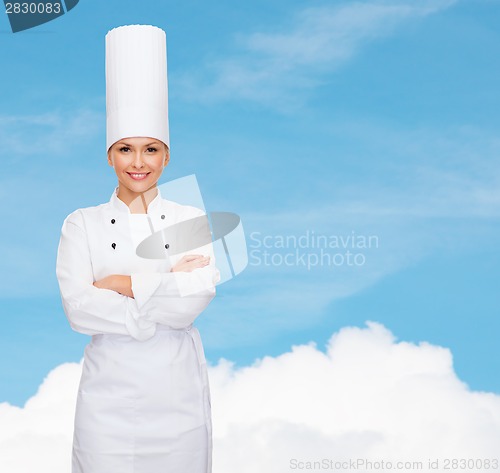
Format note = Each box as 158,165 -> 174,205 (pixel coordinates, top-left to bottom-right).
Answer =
105,25 -> 169,151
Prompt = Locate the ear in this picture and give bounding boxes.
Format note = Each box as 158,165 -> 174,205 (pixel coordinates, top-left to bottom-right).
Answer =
164,147 -> 170,167
107,149 -> 113,167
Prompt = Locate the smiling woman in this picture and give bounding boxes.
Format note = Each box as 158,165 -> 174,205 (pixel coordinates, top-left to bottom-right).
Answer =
107,137 -> 170,212
55,25 -> 220,473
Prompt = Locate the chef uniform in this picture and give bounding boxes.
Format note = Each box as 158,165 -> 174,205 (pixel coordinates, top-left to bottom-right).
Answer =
55,25 -> 219,473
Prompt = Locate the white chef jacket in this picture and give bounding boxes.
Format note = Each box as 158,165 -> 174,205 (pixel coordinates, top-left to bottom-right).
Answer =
56,186 -> 219,341
56,187 -> 219,473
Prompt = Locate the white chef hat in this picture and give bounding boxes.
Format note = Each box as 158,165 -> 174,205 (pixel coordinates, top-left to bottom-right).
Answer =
105,24 -> 169,151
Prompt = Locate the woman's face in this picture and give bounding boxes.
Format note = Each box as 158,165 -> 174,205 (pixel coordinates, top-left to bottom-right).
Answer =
107,136 -> 169,195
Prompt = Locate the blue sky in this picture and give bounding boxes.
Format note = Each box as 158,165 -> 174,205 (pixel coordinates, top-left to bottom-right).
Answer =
1,0 -> 499,406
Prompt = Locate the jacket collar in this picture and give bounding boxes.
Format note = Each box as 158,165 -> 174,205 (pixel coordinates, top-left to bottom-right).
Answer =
109,186 -> 163,215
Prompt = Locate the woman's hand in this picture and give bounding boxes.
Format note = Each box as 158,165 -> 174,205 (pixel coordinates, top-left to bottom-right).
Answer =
93,275 -> 134,298
92,255 -> 210,297
171,254 -> 210,273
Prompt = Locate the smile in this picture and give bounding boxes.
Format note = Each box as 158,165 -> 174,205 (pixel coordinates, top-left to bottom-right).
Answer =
127,172 -> 150,180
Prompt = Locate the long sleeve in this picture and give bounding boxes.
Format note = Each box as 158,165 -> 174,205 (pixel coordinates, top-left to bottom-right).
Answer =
130,209 -> 220,329
56,210 -> 157,341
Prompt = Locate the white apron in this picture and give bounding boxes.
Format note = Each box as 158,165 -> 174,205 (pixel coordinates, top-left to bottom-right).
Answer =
56,187 -> 219,473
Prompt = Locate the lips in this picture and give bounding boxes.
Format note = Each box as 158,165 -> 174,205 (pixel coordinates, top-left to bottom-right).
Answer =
127,172 -> 150,181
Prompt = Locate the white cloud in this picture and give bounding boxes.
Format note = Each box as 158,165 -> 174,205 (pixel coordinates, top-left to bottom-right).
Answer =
0,108 -> 103,160
210,322 -> 500,471
176,0 -> 457,107
0,362 -> 79,471
1,322 -> 499,472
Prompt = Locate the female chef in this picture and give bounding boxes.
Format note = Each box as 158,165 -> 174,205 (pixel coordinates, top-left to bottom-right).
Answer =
56,25 -> 219,473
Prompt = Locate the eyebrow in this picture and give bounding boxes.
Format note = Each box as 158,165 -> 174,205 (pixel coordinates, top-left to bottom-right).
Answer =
117,141 -> 161,147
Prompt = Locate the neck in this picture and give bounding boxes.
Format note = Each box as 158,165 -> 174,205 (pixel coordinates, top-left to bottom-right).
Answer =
117,184 -> 158,214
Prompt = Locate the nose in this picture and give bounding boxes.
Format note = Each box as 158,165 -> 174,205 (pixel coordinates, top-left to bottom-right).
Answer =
132,150 -> 145,169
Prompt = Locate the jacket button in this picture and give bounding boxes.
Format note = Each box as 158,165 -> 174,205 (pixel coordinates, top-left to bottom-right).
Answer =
111,243 -> 116,249
111,219 -> 116,224
161,215 -> 165,219
165,243 -> 169,249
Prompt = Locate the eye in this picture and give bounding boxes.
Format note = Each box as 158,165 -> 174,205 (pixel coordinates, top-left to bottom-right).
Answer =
119,146 -> 131,153
146,147 -> 158,153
